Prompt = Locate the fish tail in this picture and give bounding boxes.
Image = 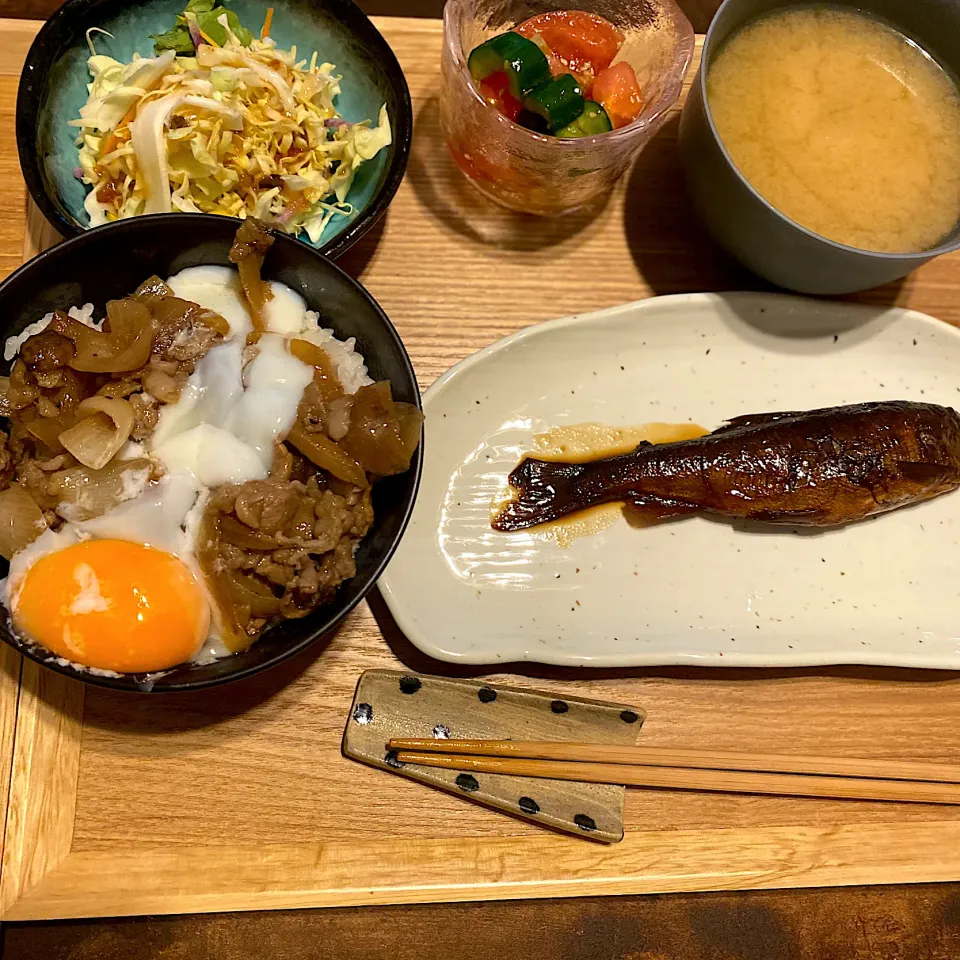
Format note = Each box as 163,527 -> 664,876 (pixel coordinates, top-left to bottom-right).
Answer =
493,457 -> 595,531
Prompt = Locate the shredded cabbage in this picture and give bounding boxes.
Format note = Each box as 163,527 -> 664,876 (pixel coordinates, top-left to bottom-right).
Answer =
71,25 -> 392,240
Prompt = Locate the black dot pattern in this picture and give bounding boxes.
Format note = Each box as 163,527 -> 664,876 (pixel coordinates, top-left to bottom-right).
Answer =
354,680 -> 617,838
456,773 -> 480,792
619,710 -> 640,724
353,703 -> 373,725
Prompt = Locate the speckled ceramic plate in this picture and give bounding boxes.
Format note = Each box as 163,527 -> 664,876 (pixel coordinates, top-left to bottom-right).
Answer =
380,292 -> 960,668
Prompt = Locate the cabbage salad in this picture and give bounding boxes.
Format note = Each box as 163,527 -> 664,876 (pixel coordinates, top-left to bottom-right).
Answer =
70,0 -> 392,242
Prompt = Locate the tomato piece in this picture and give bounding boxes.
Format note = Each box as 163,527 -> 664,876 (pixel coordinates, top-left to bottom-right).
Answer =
592,61 -> 644,129
516,11 -> 624,77
519,28 -> 569,79
448,139 -> 519,186
478,70 -> 523,122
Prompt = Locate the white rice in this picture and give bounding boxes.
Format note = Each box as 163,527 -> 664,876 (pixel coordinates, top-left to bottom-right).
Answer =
1,282 -> 375,678
302,309 -> 372,394
3,303 -> 101,362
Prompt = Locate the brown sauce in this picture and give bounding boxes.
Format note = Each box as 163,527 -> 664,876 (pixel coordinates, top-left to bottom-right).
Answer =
493,422 -> 707,546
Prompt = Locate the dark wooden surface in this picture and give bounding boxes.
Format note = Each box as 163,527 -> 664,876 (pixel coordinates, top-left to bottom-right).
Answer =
5,0 -> 960,956
0,0 -> 725,31
5,885 -> 960,959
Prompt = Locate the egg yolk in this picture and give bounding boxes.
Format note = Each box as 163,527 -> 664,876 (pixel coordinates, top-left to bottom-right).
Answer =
12,539 -> 210,673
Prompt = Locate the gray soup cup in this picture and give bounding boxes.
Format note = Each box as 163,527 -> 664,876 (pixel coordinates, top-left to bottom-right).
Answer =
678,0 -> 960,295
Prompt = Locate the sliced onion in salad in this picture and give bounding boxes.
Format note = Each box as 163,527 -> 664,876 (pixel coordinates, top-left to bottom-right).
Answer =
71,16 -> 392,239
129,94 -> 243,214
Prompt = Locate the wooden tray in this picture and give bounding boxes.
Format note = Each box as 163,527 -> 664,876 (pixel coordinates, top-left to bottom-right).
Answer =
4,16 -> 960,921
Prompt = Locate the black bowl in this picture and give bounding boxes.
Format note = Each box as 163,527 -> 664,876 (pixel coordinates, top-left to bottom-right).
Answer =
0,214 -> 422,691
17,0 -> 411,258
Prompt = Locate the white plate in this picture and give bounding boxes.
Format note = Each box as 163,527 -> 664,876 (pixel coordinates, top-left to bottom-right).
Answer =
380,293 -> 960,668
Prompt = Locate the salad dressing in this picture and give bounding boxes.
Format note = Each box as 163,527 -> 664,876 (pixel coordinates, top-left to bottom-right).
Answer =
69,3 -> 392,240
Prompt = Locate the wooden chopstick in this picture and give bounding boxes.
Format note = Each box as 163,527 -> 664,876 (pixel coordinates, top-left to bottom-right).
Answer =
392,752 -> 960,805
387,738 -> 960,784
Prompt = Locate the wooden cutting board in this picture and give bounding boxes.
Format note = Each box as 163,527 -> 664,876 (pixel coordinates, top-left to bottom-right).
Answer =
4,16 -> 960,922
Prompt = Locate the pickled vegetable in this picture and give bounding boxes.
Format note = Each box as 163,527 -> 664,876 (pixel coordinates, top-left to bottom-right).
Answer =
468,32 -> 551,99
556,100 -> 612,137
592,61 -> 644,128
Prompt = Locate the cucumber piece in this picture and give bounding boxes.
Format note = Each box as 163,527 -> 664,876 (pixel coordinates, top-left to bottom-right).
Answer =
468,32 -> 551,99
555,100 -> 613,138
522,74 -> 585,133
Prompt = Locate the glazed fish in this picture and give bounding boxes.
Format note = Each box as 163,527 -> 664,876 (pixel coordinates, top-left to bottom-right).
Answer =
493,401 -> 960,531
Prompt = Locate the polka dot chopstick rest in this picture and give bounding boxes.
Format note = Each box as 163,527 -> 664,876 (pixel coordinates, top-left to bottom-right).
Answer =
342,669 -> 645,843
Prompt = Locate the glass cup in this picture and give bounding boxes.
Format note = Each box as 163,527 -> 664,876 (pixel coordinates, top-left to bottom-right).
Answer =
440,0 -> 694,217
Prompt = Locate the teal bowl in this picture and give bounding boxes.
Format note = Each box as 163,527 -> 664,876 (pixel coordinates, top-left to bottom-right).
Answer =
16,0 -> 411,257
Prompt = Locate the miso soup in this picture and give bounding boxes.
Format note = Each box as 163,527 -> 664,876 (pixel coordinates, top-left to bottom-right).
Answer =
707,6 -> 960,253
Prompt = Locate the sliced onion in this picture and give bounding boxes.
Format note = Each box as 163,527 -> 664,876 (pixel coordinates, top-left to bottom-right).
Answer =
48,457 -> 152,522
134,275 -> 173,299
0,486 -> 47,560
196,508 -> 257,653
58,397 -> 135,469
129,93 -> 244,214
289,339 -> 342,402
196,46 -> 295,113
50,307 -> 154,373
225,571 -> 282,617
229,219 -> 275,331
286,424 -> 368,488
339,382 -> 423,477
78,50 -> 176,134
236,259 -> 269,331
26,412 -> 77,453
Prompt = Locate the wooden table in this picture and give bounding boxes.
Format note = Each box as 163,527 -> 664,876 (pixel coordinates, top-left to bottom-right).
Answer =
4,5 -> 960,957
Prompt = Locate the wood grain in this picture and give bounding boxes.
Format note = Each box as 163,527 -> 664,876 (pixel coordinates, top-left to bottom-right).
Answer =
21,192 -> 60,262
5,884 -> 960,960
0,645 -> 23,889
0,18 -> 40,75
344,671 -> 646,843
0,662 -> 83,914
0,74 -> 27,282
4,14 -> 960,920
0,0 -> 738,35
14,819 -> 960,919
0,45 -> 31,910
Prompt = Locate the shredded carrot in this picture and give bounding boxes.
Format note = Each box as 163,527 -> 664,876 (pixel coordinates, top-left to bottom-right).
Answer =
98,100 -> 140,160
260,7 -> 274,39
